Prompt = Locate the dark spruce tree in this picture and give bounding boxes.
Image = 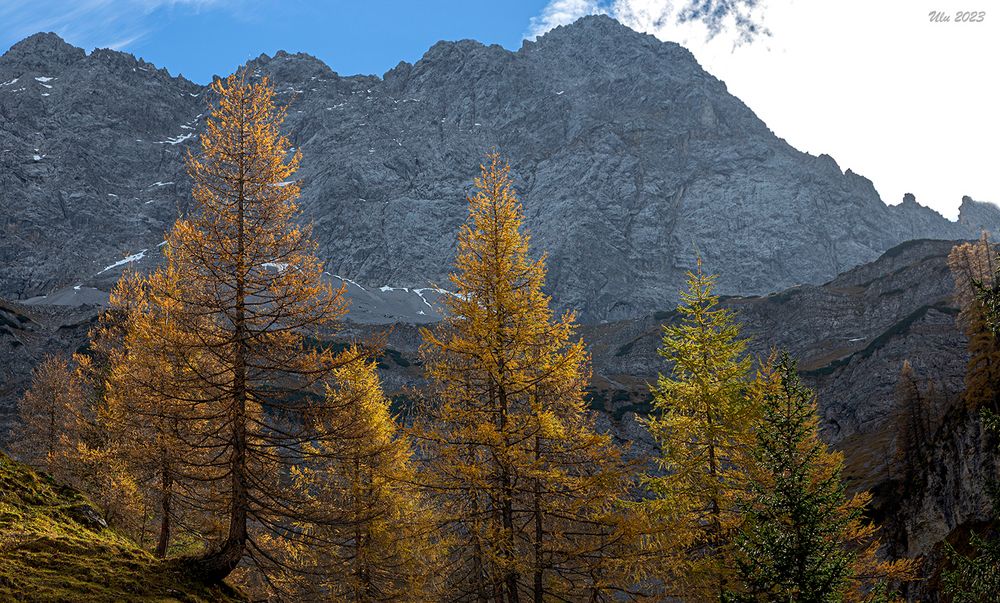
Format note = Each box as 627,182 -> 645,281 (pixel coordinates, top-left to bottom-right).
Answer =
729,353 -> 913,602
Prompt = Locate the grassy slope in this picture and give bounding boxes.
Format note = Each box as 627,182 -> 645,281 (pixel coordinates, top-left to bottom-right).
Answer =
0,452 -> 242,602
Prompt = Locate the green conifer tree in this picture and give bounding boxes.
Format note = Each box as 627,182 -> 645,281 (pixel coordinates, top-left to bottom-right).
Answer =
732,353 -> 915,602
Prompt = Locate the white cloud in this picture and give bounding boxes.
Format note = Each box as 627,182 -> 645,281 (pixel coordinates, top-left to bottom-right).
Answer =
528,0 -> 1000,219
527,0 -> 745,43
527,0 -> 605,40
0,0 -> 226,52
611,0 -> 675,36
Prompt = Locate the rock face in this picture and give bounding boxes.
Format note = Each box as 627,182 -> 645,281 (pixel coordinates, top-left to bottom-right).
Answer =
0,32 -> 203,301
895,411 -> 999,558
585,240 -> 967,450
2,18 -> 1000,321
874,401 -> 999,602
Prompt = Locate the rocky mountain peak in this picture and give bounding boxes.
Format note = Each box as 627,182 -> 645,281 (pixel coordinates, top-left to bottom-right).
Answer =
958,195 -> 1000,235
1,32 -> 85,71
530,14 -> 649,46
245,50 -> 337,83
524,13 -> 702,81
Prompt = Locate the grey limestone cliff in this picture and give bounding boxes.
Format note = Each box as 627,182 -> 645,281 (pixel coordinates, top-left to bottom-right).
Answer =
2,17 -> 999,324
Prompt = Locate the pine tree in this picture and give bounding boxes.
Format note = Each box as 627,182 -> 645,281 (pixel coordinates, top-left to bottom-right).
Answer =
413,152 -> 635,602
110,72 -> 349,580
731,353 -> 916,602
643,261 -> 755,601
948,234 -> 1000,413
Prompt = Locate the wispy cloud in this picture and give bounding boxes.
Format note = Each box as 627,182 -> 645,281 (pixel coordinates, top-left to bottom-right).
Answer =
0,0 -> 227,52
526,0 -> 767,46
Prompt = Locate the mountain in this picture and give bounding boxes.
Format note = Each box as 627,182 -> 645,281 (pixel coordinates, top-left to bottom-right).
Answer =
2,17 -> 1000,322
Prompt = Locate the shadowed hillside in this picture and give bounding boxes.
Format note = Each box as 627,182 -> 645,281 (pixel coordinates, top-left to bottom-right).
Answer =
0,452 -> 243,602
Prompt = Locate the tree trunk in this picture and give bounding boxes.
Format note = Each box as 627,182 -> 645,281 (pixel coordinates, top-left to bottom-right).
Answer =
532,435 -> 543,603
497,382 -> 520,603
154,456 -> 172,558
706,418 -> 724,600
188,129 -> 249,583
470,485 -> 489,603
353,455 -> 372,602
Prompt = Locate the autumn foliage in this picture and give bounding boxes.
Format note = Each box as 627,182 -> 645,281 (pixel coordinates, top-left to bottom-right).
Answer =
642,263 -> 756,600
949,234 -> 1000,413
412,154 -> 637,601
7,76 -> 924,602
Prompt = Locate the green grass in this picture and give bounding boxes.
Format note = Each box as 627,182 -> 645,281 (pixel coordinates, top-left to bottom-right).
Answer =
0,452 -> 243,602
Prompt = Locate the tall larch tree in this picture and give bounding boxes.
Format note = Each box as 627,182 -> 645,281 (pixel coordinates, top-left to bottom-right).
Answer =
413,153 -> 636,602
731,353 -> 916,602
265,348 -> 442,601
948,234 -> 1000,413
643,261 -> 756,601
111,72 -> 348,581
102,269 -> 207,558
889,360 -> 935,486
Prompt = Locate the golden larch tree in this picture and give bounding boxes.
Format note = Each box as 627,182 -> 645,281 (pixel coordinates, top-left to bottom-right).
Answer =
643,262 -> 756,601
102,269 -> 211,558
111,72 -> 348,580
948,234 -> 1000,413
12,347 -> 147,538
413,153 -> 636,602
13,354 -> 87,477
265,348 -> 443,601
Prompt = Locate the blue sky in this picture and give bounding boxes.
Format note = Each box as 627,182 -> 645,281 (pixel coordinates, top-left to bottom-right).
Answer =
1,1 -> 997,217
0,1 -> 552,82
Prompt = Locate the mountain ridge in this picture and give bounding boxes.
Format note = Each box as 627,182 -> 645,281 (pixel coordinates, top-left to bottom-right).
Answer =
2,15 -> 999,321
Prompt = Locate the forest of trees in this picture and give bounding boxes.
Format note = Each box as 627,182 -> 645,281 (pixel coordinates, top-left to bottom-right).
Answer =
8,74 -> 998,601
